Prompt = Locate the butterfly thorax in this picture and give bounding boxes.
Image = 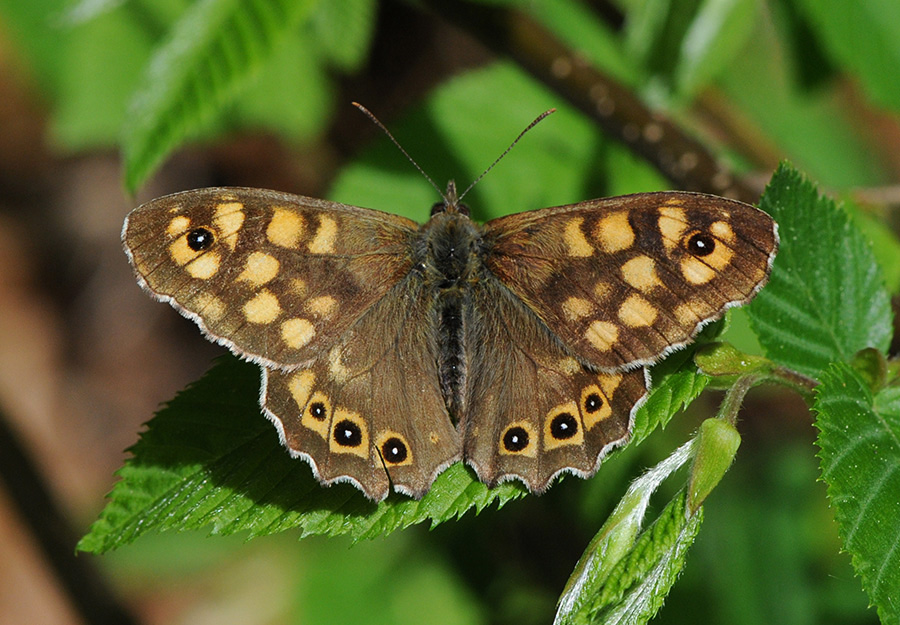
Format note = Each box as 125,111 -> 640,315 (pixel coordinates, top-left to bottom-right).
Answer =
414,207 -> 485,422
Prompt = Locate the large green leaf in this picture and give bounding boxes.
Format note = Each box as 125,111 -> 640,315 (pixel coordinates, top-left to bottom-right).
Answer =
814,363 -> 900,624
794,0 -> 900,112
746,164 -> 892,379
77,356 -> 528,554
122,0 -> 318,191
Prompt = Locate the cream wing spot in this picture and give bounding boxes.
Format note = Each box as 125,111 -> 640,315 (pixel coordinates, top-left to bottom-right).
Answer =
674,302 -> 702,325
236,251 -> 280,287
621,255 -> 662,291
328,346 -> 352,383
267,207 -> 305,248
618,294 -> 658,328
594,212 -> 634,253
585,320 -> 619,352
212,202 -> 245,251
166,215 -> 191,237
305,295 -> 337,318
710,220 -> 735,243
562,296 -> 594,321
193,293 -> 226,322
243,289 -> 282,323
168,236 -> 198,267
308,216 -> 337,254
681,257 -> 717,284
658,206 -> 687,251
281,317 -> 315,349
185,251 -> 221,279
564,218 -> 594,257
287,370 -> 315,410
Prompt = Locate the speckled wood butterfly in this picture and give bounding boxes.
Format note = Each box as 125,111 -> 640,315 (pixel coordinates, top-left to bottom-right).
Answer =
124,177 -> 776,501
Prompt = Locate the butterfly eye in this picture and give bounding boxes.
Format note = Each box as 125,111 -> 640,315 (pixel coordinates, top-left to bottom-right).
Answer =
686,232 -> 715,257
381,437 -> 408,464
582,392 -> 604,414
309,401 -> 328,421
503,426 -> 530,452
186,227 -> 215,251
549,412 -> 579,440
333,419 -> 363,448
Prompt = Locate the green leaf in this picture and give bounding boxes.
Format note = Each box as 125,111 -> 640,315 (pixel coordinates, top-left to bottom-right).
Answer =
746,163 -> 892,379
814,362 -> 900,624
794,0 -> 900,112
631,349 -> 710,446
673,0 -> 759,98
78,356 -> 526,554
122,0 -> 318,191
557,488 -> 702,625
307,0 -> 376,71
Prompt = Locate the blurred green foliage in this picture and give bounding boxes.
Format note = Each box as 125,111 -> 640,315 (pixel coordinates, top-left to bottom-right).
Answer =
2,0 -> 899,623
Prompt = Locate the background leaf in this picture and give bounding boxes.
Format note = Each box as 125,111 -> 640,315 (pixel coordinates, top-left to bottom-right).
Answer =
814,362 -> 900,625
746,163 -> 892,379
122,0 -> 318,191
77,356 -> 528,554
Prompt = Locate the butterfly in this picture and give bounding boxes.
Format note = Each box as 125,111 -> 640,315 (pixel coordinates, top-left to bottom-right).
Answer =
123,177 -> 777,501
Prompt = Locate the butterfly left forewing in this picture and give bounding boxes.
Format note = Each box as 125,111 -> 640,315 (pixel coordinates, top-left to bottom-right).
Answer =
461,278 -> 647,492
483,192 -> 777,370
124,187 -> 417,369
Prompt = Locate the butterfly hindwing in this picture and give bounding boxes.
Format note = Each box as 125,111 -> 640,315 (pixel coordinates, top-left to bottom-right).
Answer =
460,278 -> 647,492
124,187 -> 418,368
483,192 -> 778,370
263,274 -> 461,501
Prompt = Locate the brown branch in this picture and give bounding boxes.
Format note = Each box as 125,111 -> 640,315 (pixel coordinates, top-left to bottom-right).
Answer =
0,405 -> 139,625
417,0 -> 760,203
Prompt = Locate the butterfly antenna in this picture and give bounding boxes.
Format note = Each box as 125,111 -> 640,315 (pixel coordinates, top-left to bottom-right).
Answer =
458,108 -> 556,201
352,102 -> 446,201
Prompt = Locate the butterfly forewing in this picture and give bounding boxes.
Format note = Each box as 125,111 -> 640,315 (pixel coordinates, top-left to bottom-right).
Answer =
124,188 -> 418,369
483,192 -> 778,370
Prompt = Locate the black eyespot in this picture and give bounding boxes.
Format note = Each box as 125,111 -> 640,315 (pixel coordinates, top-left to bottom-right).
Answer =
550,413 -> 579,440
687,232 -> 715,257
381,437 -> 408,464
333,420 -> 363,447
309,402 -> 327,421
503,426 -> 530,452
583,393 -> 603,414
186,227 -> 214,251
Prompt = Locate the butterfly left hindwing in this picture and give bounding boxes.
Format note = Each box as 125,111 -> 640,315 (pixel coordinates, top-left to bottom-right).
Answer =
262,273 -> 461,501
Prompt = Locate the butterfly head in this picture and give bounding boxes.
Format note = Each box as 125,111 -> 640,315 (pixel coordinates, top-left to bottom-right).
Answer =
431,181 -> 471,218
